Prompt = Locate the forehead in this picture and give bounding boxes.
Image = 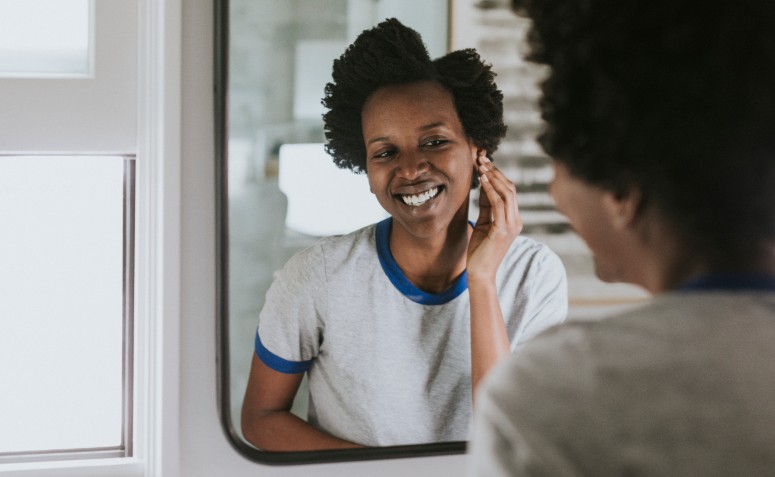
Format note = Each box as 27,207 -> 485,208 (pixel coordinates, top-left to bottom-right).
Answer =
361,80 -> 461,132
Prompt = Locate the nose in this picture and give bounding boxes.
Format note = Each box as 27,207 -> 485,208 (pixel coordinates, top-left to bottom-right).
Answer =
395,150 -> 429,180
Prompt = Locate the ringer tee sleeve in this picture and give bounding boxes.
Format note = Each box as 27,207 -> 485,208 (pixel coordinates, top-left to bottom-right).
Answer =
256,242 -> 328,374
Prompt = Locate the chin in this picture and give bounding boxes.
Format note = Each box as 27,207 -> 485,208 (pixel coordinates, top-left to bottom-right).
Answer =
592,259 -> 623,284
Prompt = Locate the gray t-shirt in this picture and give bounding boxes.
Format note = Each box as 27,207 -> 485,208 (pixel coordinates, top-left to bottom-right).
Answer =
257,217 -> 568,447
470,290 -> 775,476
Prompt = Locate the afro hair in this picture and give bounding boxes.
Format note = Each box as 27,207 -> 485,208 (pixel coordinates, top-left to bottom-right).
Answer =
322,18 -> 507,179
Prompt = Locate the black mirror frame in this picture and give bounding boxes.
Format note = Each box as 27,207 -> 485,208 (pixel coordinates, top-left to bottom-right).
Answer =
213,0 -> 467,465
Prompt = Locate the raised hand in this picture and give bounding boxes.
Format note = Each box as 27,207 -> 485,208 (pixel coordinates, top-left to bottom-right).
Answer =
467,151 -> 523,281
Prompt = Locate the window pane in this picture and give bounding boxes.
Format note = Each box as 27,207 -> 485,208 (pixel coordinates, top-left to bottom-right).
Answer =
0,156 -> 124,453
0,0 -> 91,76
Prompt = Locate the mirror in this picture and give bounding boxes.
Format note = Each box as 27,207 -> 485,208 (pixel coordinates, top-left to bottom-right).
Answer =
216,0 -> 649,464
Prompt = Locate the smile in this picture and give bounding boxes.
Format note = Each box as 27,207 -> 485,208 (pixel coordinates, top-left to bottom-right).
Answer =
399,186 -> 440,207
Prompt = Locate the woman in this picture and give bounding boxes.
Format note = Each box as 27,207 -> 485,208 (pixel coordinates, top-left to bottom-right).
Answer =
241,18 -> 567,451
470,1 -> 775,475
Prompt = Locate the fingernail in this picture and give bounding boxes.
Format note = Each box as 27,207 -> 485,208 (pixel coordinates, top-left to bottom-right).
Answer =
482,156 -> 491,163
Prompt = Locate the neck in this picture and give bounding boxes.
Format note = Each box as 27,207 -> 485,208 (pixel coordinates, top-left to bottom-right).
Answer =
623,210 -> 710,294
632,218 -> 775,293
680,246 -> 775,288
647,253 -> 710,294
389,216 -> 471,293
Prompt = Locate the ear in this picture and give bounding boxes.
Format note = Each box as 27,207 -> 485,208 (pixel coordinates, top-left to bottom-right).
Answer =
602,185 -> 643,230
471,146 -> 485,167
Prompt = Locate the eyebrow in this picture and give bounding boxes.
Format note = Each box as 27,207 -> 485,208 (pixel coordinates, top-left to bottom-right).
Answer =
419,122 -> 446,132
366,136 -> 390,146
365,122 -> 450,146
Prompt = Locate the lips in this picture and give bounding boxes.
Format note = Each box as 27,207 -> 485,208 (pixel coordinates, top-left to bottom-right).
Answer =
397,185 -> 441,207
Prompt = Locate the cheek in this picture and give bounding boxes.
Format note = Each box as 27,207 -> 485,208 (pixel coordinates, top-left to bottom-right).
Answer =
454,165 -> 474,193
560,200 -> 600,245
456,151 -> 477,182
366,172 -> 393,208
468,148 -> 479,172
577,212 -> 620,259
366,167 -> 380,189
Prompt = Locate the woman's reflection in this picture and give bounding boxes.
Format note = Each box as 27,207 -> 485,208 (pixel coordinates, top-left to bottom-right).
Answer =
240,18 -> 568,451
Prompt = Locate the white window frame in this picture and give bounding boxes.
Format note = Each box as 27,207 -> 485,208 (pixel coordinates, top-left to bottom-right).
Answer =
0,0 -> 181,476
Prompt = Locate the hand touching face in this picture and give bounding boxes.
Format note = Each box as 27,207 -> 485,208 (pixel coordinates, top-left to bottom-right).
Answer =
467,153 -> 524,281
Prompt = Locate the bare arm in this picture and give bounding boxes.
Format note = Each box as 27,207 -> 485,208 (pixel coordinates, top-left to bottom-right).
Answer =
241,354 -> 363,451
467,152 -> 523,400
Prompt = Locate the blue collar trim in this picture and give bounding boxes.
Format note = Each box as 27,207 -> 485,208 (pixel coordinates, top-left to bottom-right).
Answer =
680,273 -> 775,292
375,217 -> 468,305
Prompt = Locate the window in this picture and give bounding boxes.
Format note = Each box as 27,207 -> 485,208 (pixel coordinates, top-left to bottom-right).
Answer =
0,0 -> 146,471
0,155 -> 134,462
0,0 -> 92,77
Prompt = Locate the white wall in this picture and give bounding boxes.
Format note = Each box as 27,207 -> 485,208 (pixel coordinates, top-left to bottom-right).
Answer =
177,0 -> 469,475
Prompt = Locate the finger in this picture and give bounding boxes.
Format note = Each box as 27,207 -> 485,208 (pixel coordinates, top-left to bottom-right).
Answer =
474,178 -> 494,228
479,158 -> 513,195
478,164 -> 512,223
479,157 -> 520,224
475,156 -> 492,211
488,174 -> 520,227
479,173 -> 506,229
479,170 -> 522,237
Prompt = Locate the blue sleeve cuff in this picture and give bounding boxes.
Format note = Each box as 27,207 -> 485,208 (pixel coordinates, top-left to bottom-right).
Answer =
255,331 -> 313,374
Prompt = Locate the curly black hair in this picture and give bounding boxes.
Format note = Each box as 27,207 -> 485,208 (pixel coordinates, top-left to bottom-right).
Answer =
322,18 -> 507,186
513,0 -> 775,267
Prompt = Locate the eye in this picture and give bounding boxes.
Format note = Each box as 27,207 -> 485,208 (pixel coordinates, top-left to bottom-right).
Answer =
370,148 -> 396,161
423,138 -> 448,148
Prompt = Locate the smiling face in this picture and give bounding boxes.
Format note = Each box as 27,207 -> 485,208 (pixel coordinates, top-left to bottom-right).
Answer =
361,80 -> 478,239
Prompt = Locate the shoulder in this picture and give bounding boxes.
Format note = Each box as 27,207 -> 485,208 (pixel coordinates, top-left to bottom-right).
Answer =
488,322 -> 593,392
484,298 -> 667,405
487,294 -> 670,402
473,321 -> 600,474
513,235 -> 564,264
316,223 -> 377,258
282,223 -> 378,273
497,236 -> 567,297
502,235 -> 565,274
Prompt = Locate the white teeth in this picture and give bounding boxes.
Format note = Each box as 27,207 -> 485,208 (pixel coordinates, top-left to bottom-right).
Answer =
401,186 -> 439,206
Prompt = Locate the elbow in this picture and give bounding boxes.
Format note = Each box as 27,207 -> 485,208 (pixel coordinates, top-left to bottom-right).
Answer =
240,405 -> 270,449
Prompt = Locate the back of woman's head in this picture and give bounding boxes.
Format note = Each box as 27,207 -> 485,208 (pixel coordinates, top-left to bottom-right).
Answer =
322,18 -> 506,175
513,0 -> 775,267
